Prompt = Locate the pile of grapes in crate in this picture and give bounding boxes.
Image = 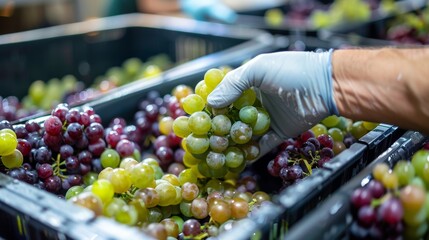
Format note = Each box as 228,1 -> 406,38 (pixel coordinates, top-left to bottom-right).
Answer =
349,143 -> 429,240
264,0 -> 391,29
0,55 -> 170,122
0,64 -> 379,239
385,7 -> 429,44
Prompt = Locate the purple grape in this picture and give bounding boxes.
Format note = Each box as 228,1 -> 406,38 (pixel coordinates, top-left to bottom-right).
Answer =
75,135 -> 89,150
136,116 -> 151,134
267,160 -> 280,177
357,205 -> 376,228
89,114 -> 102,124
147,90 -> 160,102
25,120 -> 41,133
66,122 -> 83,140
91,158 -> 103,173
116,139 -> 134,158
110,117 -> 127,128
17,139 -> 31,157
182,219 -> 201,237
306,137 -> 321,150
319,147 -> 334,158
22,163 -> 32,171
106,130 -> 121,148
286,165 -> 303,181
26,132 -> 41,148
67,174 -> 82,186
274,152 -> 289,169
378,198 -> 403,225
317,134 -> 334,149
44,176 -> 62,193
79,163 -> 91,175
367,180 -> 385,199
8,168 -> 26,181
168,162 -> 185,176
44,116 -> 63,136
63,132 -> 76,145
24,170 -> 38,184
34,147 -> 52,164
317,156 -> 331,168
112,124 -> 124,134
60,145 -> 74,159
156,146 -> 174,167
88,138 -> 106,157
349,221 -> 369,239
79,112 -> 91,127
167,132 -> 181,148
154,135 -> 169,149
124,125 -> 141,143
43,133 -> 62,152
351,188 -> 372,208
65,108 -> 81,123
279,167 -> 288,181
65,156 -> 80,171
174,148 -> 185,164
37,163 -> 53,179
300,141 -> 316,159
51,104 -> 69,122
300,130 -> 315,142
78,150 -> 92,165
85,122 -> 104,143
13,124 -> 28,139
145,104 -> 159,122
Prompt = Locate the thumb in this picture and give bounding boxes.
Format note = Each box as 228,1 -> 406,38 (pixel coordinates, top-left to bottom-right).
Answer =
207,66 -> 251,108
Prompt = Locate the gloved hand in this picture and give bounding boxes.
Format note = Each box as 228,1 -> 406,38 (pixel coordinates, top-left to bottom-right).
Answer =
207,50 -> 339,153
180,0 -> 237,23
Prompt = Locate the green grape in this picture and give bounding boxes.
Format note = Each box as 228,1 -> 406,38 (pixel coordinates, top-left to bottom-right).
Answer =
328,128 -> 344,142
129,199 -> 149,224
91,179 -> 115,204
185,133 -> 209,155
404,222 -> 428,240
153,165 -> 164,180
233,88 -> 256,109
110,168 -> 132,193
83,172 -> 98,186
148,207 -> 163,223
393,160 -> 415,187
180,201 -> 193,218
333,116 -> 349,131
311,10 -> 331,29
209,165 -> 228,178
195,80 -> 211,103
230,121 -> 252,144
183,151 -> 201,167
115,205 -> 139,226
229,159 -> 246,173
421,162 -> 429,187
400,185 -> 426,212
130,162 -> 156,189
225,147 -> 244,168
161,218 -> 180,238
172,186 -> 183,205
372,163 -> 389,182
206,152 -> 226,170
0,131 -> 17,156
212,107 -> 229,116
181,182 -> 199,201
205,178 -> 224,194
204,68 -> 224,89
241,141 -> 260,161
411,150 -> 429,178
1,128 -> 16,138
311,123 -> 328,137
209,135 -> 229,153
332,141 -> 346,155
120,157 -> 139,171
265,8 -> 284,26
321,115 -> 340,128
411,177 -> 426,189
159,116 -> 174,135
65,185 -> 84,200
156,182 -> 178,206
181,94 -> 205,115
381,172 -> 398,190
1,149 -> 23,169
363,121 -> 378,131
403,204 -> 427,226
172,116 -> 192,138
100,149 -> 120,168
212,115 -> 232,136
29,80 -> 45,104
133,149 -> 141,161
178,168 -> 198,185
350,121 -> 368,139
188,111 -> 211,135
142,157 -> 160,166
162,174 -> 181,187
197,161 -> 212,178
141,65 -> 161,78
103,197 -> 127,218
239,106 -> 258,124
170,216 -> 184,232
69,192 -> 103,216
252,108 -> 270,135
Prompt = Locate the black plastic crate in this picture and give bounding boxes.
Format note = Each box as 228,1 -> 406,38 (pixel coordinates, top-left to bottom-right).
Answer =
284,130 -> 428,240
318,0 -> 427,46
0,13 -> 271,100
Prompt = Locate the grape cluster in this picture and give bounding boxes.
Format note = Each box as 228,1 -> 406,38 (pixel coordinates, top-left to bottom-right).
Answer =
386,8 -> 429,45
267,114 -> 377,188
173,68 -> 269,179
349,145 -> 429,239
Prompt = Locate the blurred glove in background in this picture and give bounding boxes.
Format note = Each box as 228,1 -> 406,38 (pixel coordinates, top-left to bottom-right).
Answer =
180,0 -> 237,23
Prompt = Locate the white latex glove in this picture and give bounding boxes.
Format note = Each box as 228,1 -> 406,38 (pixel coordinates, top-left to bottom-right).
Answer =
180,0 -> 237,23
207,50 -> 339,154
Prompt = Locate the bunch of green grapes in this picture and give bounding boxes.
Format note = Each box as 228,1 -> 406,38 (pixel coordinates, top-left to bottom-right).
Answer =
173,68 -> 270,179
0,128 -> 22,169
349,146 -> 429,239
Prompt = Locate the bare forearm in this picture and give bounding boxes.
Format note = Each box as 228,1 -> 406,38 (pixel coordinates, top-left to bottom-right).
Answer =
137,0 -> 180,14
332,47 -> 429,134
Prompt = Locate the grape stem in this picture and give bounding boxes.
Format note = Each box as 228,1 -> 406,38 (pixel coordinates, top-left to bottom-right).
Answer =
52,153 -> 67,180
